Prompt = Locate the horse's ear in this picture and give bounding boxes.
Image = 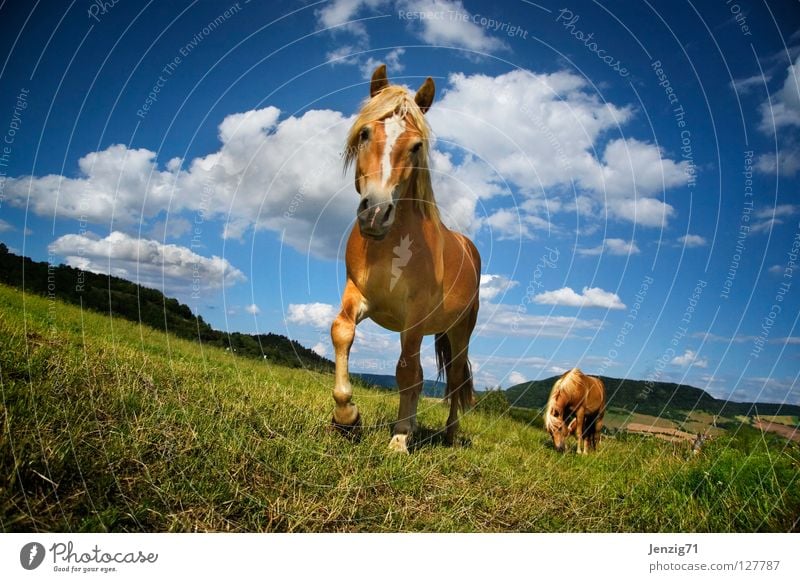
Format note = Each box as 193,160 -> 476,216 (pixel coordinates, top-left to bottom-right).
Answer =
370,64 -> 389,97
414,77 -> 435,113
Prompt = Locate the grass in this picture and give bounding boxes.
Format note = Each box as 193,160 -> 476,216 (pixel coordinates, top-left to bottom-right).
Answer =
1,284 -> 799,532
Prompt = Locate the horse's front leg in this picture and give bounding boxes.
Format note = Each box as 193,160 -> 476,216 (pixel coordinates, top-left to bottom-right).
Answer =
331,280 -> 365,435
388,329 -> 423,453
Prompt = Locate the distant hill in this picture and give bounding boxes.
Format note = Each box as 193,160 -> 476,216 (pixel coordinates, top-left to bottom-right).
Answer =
505,374 -> 800,419
352,372 -> 447,397
0,243 -> 332,372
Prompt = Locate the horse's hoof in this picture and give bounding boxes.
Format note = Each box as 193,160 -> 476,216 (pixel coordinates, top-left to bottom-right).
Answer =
388,433 -> 410,454
331,412 -> 362,441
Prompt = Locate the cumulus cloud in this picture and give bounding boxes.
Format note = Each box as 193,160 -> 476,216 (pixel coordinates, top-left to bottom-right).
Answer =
7,67 -> 691,261
398,0 -> 507,52
476,302 -> 604,339
49,231 -> 245,295
429,70 -> 689,228
749,204 -> 800,234
534,286 -> 626,310
578,238 -> 640,256
508,370 -> 527,385
286,302 -> 338,328
755,145 -> 800,177
759,55 -> 800,133
0,219 -> 15,232
679,234 -> 707,247
245,303 -> 261,315
671,349 -> 709,369
479,273 -> 518,302
311,341 -> 329,357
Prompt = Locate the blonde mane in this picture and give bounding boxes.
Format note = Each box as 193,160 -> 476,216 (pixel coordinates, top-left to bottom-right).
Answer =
344,85 -> 441,224
544,368 -> 585,432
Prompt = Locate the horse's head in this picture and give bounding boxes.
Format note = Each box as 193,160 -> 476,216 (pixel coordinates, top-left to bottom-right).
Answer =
545,392 -> 574,453
344,64 -> 435,240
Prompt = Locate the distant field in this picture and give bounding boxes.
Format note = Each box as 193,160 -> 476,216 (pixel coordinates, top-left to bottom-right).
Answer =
1,284 -> 798,532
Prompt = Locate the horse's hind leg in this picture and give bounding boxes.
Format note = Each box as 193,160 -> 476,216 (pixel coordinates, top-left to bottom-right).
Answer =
389,329 -> 423,453
331,280 -> 364,435
443,317 -> 476,446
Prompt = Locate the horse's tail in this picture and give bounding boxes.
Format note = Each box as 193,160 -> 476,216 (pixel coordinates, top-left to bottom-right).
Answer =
436,332 -> 475,411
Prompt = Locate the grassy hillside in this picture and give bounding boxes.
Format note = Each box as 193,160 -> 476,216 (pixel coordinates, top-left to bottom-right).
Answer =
0,244 -> 331,371
1,284 -> 798,532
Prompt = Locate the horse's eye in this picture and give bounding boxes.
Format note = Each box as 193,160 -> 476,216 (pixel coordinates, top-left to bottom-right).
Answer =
410,141 -> 422,154
553,411 -> 559,417
359,127 -> 370,142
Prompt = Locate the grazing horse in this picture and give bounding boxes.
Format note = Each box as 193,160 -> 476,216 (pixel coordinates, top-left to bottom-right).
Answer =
330,65 -> 481,453
545,368 -> 605,454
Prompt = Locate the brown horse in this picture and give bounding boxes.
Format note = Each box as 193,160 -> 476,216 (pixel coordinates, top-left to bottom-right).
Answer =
330,65 -> 481,453
545,368 -> 605,454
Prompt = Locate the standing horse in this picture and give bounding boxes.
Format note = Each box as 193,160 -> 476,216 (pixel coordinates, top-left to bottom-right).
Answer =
544,368 -> 605,454
330,65 -> 481,453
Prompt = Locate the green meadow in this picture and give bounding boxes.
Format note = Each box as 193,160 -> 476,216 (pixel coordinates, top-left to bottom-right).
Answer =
1,284 -> 798,532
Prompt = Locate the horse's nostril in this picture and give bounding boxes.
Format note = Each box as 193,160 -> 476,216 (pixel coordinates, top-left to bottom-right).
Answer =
381,204 -> 394,225
358,197 -> 370,214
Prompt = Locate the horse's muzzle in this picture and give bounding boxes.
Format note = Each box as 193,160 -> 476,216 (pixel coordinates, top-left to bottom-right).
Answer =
357,197 -> 395,240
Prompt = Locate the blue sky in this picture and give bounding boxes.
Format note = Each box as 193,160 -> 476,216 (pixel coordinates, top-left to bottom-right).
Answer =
0,0 -> 798,404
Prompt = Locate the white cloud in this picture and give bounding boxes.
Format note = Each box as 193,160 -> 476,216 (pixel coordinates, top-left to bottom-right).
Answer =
359,48 -> 406,79
679,234 -> 707,247
286,302 -> 338,328
0,218 -> 15,232
479,273 -> 518,302
6,107 -> 361,259
755,146 -> 800,176
311,342 -> 329,357
148,217 -> 192,240
731,73 -> 770,94
507,370 -> 527,385
49,231 -> 245,295
399,0 -> 507,52
749,204 -> 800,234
316,0 -> 388,39
578,238 -> 640,256
428,70 -> 688,228
534,286 -> 626,310
671,349 -> 709,369
476,302 -> 604,339
759,55 -> 800,133
245,303 -> 261,315
6,67 -> 690,260
768,264 -> 784,275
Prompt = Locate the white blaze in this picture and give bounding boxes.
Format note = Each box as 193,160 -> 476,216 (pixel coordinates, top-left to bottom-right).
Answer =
381,113 -> 406,187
